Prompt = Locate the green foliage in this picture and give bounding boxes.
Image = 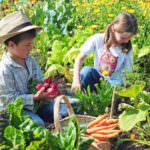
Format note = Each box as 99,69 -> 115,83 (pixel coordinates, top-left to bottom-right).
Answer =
26,140 -> 46,150
79,138 -> 94,150
0,98 -> 93,150
58,115 -> 79,150
0,98 -> 61,149
44,29 -> 93,80
45,64 -> 64,77
118,83 -> 150,132
63,47 -> 80,67
27,78 -> 41,94
4,125 -> 25,150
139,91 -> 150,105
74,79 -> 113,116
31,0 -> 75,35
57,115 -> 93,150
119,102 -> 149,131
119,101 -> 150,146
138,46 -> 150,58
7,98 -> 25,128
47,40 -> 68,66
33,31 -> 51,69
0,112 -> 8,143
117,81 -> 145,98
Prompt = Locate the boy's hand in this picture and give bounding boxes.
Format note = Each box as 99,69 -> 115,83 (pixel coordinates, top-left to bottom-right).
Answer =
33,87 -> 55,101
33,87 -> 46,101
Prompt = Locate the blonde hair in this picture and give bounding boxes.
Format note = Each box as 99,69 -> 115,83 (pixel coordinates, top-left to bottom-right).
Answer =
104,12 -> 138,53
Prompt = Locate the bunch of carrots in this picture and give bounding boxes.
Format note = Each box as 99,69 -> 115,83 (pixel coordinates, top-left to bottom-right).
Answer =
85,114 -> 122,143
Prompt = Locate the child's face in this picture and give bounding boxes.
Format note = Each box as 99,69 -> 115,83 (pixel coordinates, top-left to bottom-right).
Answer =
112,25 -> 133,45
8,38 -> 34,59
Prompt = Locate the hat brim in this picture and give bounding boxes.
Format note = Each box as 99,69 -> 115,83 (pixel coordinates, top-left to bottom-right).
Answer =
0,25 -> 42,43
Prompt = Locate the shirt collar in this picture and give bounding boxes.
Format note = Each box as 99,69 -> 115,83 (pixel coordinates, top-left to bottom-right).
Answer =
2,52 -> 29,68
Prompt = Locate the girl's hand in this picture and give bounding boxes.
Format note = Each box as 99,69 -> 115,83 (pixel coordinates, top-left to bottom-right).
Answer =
71,79 -> 81,92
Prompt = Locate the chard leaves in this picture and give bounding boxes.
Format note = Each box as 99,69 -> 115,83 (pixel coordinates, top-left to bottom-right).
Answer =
4,125 -> 25,150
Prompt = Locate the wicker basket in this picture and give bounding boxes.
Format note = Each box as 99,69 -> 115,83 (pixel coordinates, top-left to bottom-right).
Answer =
52,95 -> 111,150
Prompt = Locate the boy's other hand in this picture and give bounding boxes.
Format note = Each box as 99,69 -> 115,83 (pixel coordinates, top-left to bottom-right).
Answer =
33,87 -> 45,101
33,87 -> 57,101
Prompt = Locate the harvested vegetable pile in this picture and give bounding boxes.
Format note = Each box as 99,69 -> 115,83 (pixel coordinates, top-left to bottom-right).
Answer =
85,114 -> 121,142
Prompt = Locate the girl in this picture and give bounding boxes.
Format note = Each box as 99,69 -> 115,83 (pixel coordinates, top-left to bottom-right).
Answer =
72,12 -> 138,92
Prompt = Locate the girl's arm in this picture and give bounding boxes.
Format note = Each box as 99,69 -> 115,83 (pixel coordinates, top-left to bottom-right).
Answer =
71,33 -> 102,91
71,52 -> 87,92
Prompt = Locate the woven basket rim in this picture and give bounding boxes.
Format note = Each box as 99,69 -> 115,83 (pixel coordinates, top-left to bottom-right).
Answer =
47,114 -> 96,130
60,114 -> 96,122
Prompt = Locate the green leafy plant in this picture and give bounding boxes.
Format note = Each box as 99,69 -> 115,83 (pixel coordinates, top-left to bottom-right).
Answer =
0,98 -> 93,150
74,79 -> 113,116
117,83 -> 150,147
117,82 -> 146,131
57,115 -> 93,150
0,98 -> 60,150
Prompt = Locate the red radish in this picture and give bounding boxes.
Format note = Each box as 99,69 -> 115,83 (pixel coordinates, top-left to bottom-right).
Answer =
35,83 -> 44,90
43,91 -> 49,96
50,82 -> 59,88
46,87 -> 61,97
53,88 -> 61,95
46,87 -> 53,93
43,83 -> 49,89
44,77 -> 52,84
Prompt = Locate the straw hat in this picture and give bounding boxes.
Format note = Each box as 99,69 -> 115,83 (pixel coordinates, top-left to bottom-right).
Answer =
0,11 -> 42,43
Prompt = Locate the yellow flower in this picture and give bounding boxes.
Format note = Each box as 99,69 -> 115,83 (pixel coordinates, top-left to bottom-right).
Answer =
93,9 -> 100,13
100,0 -> 105,4
138,1 -> 145,9
82,2 -> 89,7
77,25 -> 83,29
121,6 -> 127,10
76,8 -> 80,12
31,0 -> 37,4
127,9 -> 135,14
86,28 -> 94,34
99,29 -> 104,33
108,13 -> 115,17
93,2 -> 100,6
102,70 -> 109,76
89,25 -> 98,30
74,1 -> 80,6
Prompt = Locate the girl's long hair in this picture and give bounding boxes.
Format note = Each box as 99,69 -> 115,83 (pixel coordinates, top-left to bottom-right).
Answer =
104,12 -> 138,53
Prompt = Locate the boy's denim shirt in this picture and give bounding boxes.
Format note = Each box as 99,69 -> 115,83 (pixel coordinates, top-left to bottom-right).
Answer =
0,52 -> 43,112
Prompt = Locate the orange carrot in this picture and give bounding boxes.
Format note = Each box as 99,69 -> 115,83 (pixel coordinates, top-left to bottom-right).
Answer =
91,132 -> 120,140
87,114 -> 108,129
90,133 -> 109,141
86,123 -> 118,134
130,133 -> 136,140
85,134 -> 99,143
94,129 -> 122,134
93,117 -> 108,127
102,119 -> 118,126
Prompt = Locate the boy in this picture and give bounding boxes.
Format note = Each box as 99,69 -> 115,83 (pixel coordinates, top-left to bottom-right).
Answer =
0,11 -> 66,125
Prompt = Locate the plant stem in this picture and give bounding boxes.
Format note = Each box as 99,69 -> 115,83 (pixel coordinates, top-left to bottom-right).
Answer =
110,86 -> 117,118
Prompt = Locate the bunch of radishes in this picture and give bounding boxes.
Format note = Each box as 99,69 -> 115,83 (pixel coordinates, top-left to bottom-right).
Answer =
35,77 -> 61,97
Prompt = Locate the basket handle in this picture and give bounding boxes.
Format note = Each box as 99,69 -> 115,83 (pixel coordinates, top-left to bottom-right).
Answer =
54,95 -> 75,132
